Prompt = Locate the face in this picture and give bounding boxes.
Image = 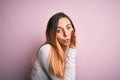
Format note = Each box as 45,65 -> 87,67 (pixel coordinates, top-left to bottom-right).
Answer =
56,17 -> 73,47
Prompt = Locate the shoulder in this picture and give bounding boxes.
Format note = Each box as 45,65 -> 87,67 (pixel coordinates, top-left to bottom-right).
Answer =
38,44 -> 51,63
37,44 -> 52,69
40,44 -> 51,52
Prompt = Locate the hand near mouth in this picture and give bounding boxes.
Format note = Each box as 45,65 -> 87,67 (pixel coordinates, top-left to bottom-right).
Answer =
70,30 -> 78,49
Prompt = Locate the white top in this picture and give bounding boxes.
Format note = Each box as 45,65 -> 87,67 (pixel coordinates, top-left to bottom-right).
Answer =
31,44 -> 77,80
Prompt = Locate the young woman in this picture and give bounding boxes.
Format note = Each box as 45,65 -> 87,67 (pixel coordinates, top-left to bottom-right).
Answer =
30,12 -> 77,80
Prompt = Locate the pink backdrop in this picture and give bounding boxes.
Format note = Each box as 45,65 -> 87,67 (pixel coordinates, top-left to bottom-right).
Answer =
0,0 -> 120,80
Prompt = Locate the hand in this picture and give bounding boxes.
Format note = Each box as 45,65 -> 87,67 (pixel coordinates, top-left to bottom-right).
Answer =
70,30 -> 78,49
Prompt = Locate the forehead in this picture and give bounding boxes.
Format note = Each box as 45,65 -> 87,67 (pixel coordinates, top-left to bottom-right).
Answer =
58,17 -> 71,27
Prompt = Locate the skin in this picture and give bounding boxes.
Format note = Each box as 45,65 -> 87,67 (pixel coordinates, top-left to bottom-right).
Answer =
56,17 -> 77,52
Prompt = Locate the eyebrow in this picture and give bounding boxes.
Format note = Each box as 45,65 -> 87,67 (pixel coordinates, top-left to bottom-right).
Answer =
57,24 -> 71,28
66,24 -> 71,27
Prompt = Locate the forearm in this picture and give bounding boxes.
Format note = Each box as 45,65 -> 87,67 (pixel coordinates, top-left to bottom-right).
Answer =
64,48 -> 77,80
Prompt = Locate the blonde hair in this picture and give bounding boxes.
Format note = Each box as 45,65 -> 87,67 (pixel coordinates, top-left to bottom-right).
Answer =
49,40 -> 66,79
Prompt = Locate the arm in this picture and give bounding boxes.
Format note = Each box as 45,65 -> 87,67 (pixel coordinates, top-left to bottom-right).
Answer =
31,44 -> 51,80
37,44 -> 59,80
64,48 -> 77,80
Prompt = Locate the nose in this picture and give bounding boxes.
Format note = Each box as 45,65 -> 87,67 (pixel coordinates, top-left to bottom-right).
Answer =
64,30 -> 69,37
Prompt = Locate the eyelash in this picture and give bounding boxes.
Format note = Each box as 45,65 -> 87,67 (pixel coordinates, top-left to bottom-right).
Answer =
67,26 -> 72,30
57,29 -> 63,33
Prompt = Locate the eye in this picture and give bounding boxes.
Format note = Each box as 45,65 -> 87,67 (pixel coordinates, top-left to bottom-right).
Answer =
57,29 -> 63,33
67,25 -> 72,30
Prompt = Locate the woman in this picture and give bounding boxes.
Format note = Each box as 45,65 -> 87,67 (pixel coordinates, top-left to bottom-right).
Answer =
30,12 -> 77,80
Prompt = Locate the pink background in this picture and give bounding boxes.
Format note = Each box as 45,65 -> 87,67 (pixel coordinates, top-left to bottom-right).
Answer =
0,0 -> 120,80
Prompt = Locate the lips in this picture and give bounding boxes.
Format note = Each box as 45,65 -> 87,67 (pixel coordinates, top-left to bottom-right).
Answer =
64,39 -> 70,43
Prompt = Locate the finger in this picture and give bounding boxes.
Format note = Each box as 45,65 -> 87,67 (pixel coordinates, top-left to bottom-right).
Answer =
71,31 -> 76,43
70,31 -> 77,48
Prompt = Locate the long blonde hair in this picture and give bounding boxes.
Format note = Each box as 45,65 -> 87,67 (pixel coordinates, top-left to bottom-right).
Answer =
46,12 -> 75,79
49,40 -> 66,79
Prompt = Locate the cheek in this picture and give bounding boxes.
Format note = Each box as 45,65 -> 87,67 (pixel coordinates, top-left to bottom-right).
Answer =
56,34 -> 63,40
68,30 -> 73,37
69,27 -> 74,35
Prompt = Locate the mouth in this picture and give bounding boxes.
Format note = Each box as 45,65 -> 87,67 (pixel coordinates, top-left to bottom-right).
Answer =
64,39 -> 70,43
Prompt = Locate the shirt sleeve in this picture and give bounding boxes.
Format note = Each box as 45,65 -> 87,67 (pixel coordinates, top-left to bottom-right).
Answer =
64,48 -> 77,80
37,44 -> 59,80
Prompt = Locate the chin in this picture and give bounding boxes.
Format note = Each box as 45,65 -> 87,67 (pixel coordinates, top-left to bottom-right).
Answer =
63,43 -> 70,47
